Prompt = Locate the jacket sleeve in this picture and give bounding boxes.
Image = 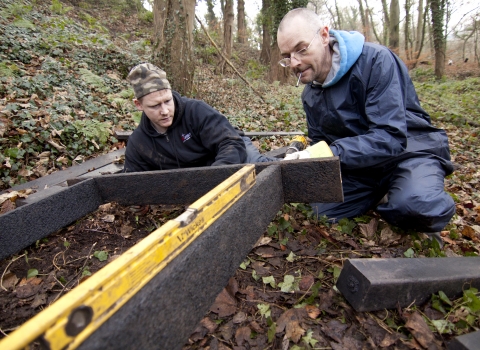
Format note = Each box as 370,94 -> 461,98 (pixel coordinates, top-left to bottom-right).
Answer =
328,50 -> 409,170
190,102 -> 247,166
123,134 -> 154,173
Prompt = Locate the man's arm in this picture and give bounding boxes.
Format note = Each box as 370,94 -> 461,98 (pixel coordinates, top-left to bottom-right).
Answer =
327,48 -> 409,170
123,137 -> 154,173
191,101 -> 247,165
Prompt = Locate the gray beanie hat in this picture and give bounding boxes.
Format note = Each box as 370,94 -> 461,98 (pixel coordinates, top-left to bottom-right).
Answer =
127,63 -> 171,99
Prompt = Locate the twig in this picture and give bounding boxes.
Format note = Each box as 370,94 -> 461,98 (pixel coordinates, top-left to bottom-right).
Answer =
195,15 -> 265,103
1,254 -> 26,292
0,326 -> 8,337
51,242 -> 97,303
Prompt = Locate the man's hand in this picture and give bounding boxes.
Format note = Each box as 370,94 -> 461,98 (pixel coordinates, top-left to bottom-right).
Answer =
283,141 -> 333,160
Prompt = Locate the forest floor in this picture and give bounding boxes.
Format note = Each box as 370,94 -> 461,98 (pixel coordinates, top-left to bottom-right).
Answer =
1,0 -> 480,348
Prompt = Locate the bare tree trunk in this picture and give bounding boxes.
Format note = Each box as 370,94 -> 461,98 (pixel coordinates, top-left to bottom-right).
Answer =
357,0 -> 369,41
381,0 -> 390,45
269,44 -> 290,84
237,0 -> 247,44
389,0 -> 400,54
152,0 -> 196,96
259,0 -> 271,64
404,0 -> 411,60
430,0 -> 445,79
415,0 -> 424,53
217,0 -> 234,73
205,0 -> 217,29
365,0 -> 383,44
335,0 -> 343,28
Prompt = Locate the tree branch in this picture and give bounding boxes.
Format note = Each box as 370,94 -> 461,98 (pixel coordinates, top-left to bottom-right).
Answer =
195,15 -> 265,103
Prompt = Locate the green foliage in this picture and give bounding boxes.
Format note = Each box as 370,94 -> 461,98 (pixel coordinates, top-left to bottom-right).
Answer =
50,0 -> 72,15
278,274 -> 300,292
138,10 -> 153,23
337,217 -> 356,235
0,2 -> 32,18
414,77 -> 480,125
0,62 -> 20,77
27,268 -> 38,279
12,19 -> 36,29
78,68 -> 109,92
72,119 -> 111,145
93,250 -> 108,261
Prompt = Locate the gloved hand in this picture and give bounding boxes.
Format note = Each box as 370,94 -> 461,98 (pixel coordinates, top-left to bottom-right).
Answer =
283,141 -> 333,160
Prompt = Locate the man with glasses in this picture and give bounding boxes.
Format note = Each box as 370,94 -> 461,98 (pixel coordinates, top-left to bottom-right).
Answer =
123,63 -> 274,173
277,8 -> 455,244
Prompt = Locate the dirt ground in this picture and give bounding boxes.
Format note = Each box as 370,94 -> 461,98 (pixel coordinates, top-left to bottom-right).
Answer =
1,123 -> 480,349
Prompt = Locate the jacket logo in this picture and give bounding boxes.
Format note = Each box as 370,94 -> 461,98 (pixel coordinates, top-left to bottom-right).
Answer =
181,133 -> 191,143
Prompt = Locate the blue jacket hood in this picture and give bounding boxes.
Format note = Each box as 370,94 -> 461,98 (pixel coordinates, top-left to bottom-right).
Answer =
322,30 -> 365,88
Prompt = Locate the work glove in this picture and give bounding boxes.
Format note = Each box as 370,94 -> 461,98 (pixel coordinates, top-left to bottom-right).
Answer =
283,141 -> 333,160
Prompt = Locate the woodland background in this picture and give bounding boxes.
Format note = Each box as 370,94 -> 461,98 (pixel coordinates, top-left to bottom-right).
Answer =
1,0 -> 480,349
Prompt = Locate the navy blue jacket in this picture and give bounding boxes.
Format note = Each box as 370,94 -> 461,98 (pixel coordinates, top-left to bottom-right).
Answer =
124,91 -> 247,172
302,30 -> 452,173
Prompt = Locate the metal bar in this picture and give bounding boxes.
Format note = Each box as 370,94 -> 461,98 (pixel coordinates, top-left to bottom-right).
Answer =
0,179 -> 102,260
336,258 -> 480,312
0,165 -> 256,350
114,130 -> 304,141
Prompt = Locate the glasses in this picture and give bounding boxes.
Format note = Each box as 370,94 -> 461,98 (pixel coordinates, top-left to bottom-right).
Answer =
278,29 -> 320,67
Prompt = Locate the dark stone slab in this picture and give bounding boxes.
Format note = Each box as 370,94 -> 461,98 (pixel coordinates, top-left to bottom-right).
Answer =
280,157 -> 343,203
447,330 -> 480,350
336,258 -> 480,312
78,165 -> 285,350
0,179 -> 102,260
93,158 -> 343,206
1,149 -> 125,195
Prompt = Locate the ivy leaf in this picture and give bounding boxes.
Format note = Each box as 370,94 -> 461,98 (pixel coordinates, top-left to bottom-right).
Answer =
404,248 -> 415,258
286,251 -> 296,262
278,274 -> 299,293
93,250 -> 108,261
27,268 -> 38,279
262,275 -> 276,288
257,303 -> 271,318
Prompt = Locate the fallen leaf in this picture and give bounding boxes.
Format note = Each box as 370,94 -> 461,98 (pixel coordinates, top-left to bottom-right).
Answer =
2,271 -> 19,290
199,317 -> 218,333
120,225 -> 134,238
101,214 -> 115,223
461,226 -> 479,240
358,218 -> 378,239
254,246 -> 275,258
285,320 -> 305,343
235,326 -> 252,346
276,308 -> 307,333
233,311 -> 247,324
305,305 -> 321,319
15,277 -> 43,298
299,275 -> 314,291
99,203 -> 112,211
379,227 -> 402,246
210,288 -> 236,317
254,235 -> 272,247
405,311 -> 439,349
31,293 -> 47,308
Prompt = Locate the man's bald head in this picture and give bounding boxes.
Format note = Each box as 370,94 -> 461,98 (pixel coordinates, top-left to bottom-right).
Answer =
277,8 -> 324,37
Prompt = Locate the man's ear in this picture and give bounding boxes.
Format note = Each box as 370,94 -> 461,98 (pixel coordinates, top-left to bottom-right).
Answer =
320,26 -> 329,46
133,99 -> 143,111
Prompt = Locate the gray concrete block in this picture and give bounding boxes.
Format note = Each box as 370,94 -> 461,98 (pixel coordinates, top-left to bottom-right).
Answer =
336,258 -> 480,312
